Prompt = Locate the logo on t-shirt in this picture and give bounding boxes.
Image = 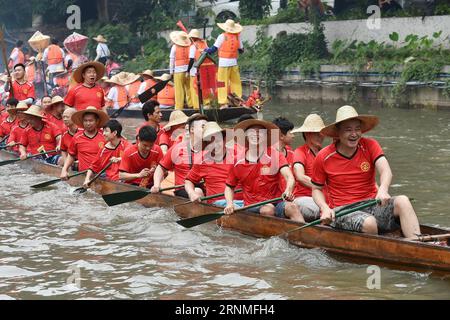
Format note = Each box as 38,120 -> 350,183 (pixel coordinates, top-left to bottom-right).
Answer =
44,133 -> 51,140
260,165 -> 271,175
98,142 -> 104,148
23,88 -> 28,94
96,92 -> 102,98
360,161 -> 370,172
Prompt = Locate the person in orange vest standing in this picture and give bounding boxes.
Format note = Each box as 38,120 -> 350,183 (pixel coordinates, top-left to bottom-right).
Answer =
8,40 -> 25,70
169,31 -> 192,110
43,38 -> 65,76
156,74 -> 175,109
204,19 -> 244,109
187,29 -> 214,110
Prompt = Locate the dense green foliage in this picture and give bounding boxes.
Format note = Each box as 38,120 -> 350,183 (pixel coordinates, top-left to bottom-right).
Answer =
239,0 -> 272,20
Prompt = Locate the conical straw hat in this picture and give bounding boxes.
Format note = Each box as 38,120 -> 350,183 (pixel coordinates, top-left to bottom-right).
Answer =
292,114 -> 326,133
320,105 -> 379,138
163,110 -> 189,131
28,31 -> 50,52
169,31 -> 191,47
217,19 -> 243,34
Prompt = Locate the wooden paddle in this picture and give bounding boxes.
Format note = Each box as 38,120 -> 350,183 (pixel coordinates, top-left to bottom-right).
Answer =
0,149 -> 57,167
102,184 -> 185,207
176,197 -> 284,229
0,27 -> 13,98
407,233 -> 450,242
109,102 -> 131,119
31,170 -> 88,189
138,79 -> 170,104
174,189 -> 243,208
0,134 -> 10,145
73,162 -> 113,194
278,199 -> 381,238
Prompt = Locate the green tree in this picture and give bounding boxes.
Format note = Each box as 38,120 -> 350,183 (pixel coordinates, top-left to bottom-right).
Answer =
239,0 -> 272,20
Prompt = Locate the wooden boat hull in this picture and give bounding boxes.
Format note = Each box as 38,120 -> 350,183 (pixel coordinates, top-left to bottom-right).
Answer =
1,150 -> 450,273
107,107 -> 257,122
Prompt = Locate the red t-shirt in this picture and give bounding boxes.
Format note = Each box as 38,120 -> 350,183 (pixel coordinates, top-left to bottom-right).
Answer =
19,121 -> 61,155
45,113 -> 66,133
60,129 -> 81,153
311,137 -> 384,208
0,111 -> 8,122
159,128 -> 184,148
0,117 -> 18,137
226,147 -> 289,206
9,81 -> 35,102
64,84 -> 105,111
278,146 -> 307,197
135,122 -> 164,145
291,144 -> 319,197
159,140 -> 202,186
8,123 -> 29,152
119,143 -> 164,188
90,139 -> 130,181
68,131 -> 106,171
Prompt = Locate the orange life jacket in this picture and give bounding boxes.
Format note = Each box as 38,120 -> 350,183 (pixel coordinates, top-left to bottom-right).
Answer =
26,63 -> 35,82
9,48 -> 25,69
127,80 -> 142,104
144,79 -> 158,101
157,85 -> 175,106
194,40 -> 214,66
116,85 -> 129,108
175,45 -> 190,67
47,44 -> 64,65
218,33 -> 240,59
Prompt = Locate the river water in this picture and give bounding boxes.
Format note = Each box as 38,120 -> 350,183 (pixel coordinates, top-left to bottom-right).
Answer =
1,100 -> 450,300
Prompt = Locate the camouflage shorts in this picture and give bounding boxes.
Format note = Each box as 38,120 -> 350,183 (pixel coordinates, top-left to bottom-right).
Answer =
294,196 -> 321,222
331,197 -> 400,233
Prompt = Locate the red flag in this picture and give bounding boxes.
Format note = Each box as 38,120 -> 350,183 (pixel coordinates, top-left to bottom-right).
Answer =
176,20 -> 188,33
199,65 -> 218,99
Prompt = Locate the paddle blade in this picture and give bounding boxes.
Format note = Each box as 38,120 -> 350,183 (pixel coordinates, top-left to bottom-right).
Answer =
176,213 -> 225,229
0,158 -> 19,167
102,189 -> 150,207
73,187 -> 87,194
31,178 -> 62,189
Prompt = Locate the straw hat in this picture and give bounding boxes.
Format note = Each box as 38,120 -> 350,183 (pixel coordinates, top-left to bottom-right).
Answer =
217,19 -> 243,34
72,61 -> 105,83
320,105 -> 379,138
188,29 -> 202,39
7,102 -> 29,114
93,35 -> 107,43
106,72 -> 140,86
187,113 -> 208,126
292,114 -> 326,133
49,65 -> 66,74
23,105 -> 44,118
169,31 -> 191,47
155,73 -> 174,86
203,121 -> 226,140
162,110 -> 189,130
47,96 -> 64,108
140,69 -> 154,78
234,119 -> 278,146
71,106 -> 109,128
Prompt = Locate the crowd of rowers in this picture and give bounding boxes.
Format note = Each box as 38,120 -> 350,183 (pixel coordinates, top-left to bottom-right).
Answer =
0,59 -> 422,239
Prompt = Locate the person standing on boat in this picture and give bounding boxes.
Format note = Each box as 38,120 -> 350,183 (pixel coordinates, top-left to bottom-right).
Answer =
311,106 -> 421,238
59,108 -> 79,165
44,96 -> 66,132
169,31 -> 193,110
84,120 -> 130,186
223,119 -> 300,220
93,35 -> 110,65
119,126 -> 163,189
151,113 -> 208,198
5,102 -> 29,152
184,121 -> 244,207
290,114 -> 326,221
4,64 -> 36,105
64,61 -> 106,112
156,74 -> 175,109
42,38 -> 65,82
60,107 -> 108,178
204,19 -> 243,109
187,29 -> 213,110
158,110 -> 189,154
18,105 -> 62,165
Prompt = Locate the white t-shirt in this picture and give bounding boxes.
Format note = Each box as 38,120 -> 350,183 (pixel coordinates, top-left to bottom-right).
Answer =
214,33 -> 243,68
96,43 -> 110,60
189,45 -> 197,77
169,45 -> 189,74
106,86 -> 122,109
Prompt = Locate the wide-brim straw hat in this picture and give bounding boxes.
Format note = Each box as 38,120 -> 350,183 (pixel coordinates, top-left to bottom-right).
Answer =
320,105 -> 379,138
106,72 -> 140,86
292,114 -> 326,134
188,29 -> 202,39
155,73 -> 174,86
170,31 -> 191,47
49,65 -> 66,74
140,69 -> 154,78
47,96 -> 64,109
234,119 -> 278,146
23,105 -> 44,118
7,102 -> 29,114
203,121 -> 226,140
72,61 -> 105,83
93,35 -> 107,43
71,106 -> 110,128
217,19 -> 243,34
163,110 -> 189,130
